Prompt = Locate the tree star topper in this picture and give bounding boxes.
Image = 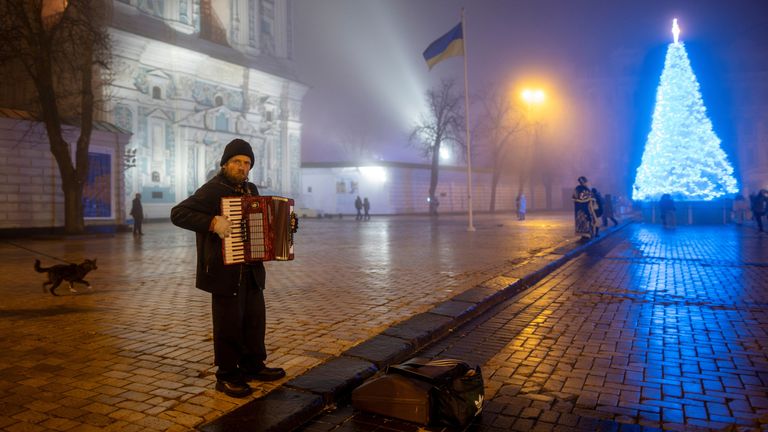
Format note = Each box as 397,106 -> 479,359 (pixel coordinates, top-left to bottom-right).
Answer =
672,18 -> 680,44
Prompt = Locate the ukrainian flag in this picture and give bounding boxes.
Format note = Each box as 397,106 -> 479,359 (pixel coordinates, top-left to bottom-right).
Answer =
422,23 -> 464,70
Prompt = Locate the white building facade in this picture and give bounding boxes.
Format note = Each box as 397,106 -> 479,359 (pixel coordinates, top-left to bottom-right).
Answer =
299,162 -> 552,216
106,0 -> 307,219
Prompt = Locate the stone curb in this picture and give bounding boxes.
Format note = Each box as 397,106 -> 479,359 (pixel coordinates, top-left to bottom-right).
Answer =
198,222 -> 633,432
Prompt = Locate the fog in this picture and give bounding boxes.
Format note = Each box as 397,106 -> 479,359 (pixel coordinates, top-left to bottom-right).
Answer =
292,0 -> 766,189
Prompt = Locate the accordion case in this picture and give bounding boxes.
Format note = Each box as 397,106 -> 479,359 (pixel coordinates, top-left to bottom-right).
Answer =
352,357 -> 484,427
221,195 -> 296,264
351,372 -> 432,425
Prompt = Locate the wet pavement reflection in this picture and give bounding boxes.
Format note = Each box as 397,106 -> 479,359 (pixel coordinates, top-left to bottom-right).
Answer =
0,212 -> 579,431
301,224 -> 768,431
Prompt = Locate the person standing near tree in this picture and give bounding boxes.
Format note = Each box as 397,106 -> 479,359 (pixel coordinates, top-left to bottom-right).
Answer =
751,189 -> 768,232
170,139 -> 287,398
516,193 -> 526,221
659,194 -> 676,228
732,194 -> 749,225
130,193 -> 144,236
573,176 -> 597,239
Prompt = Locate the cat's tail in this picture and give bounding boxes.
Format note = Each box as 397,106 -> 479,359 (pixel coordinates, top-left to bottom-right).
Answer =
34,259 -> 47,273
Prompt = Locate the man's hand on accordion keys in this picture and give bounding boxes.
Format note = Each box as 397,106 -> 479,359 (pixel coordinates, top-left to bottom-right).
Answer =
212,215 -> 232,239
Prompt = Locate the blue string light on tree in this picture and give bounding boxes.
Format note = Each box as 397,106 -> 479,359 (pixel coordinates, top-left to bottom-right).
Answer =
633,19 -> 738,201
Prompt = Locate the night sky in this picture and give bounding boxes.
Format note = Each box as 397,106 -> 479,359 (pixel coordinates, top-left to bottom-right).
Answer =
293,0 -> 767,168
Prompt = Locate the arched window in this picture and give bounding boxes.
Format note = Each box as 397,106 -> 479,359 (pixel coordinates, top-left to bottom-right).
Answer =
215,111 -> 229,131
152,86 -> 162,100
215,95 -> 224,106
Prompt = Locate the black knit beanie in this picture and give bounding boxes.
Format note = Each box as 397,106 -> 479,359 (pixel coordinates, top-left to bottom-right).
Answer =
220,139 -> 254,167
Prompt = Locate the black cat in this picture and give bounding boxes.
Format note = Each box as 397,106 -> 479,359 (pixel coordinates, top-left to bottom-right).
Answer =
34,259 -> 98,296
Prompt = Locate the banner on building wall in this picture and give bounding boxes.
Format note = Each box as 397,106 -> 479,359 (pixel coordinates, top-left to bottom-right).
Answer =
83,152 -> 112,218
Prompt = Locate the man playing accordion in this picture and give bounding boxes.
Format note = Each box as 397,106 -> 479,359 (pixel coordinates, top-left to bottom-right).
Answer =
171,139 -> 287,397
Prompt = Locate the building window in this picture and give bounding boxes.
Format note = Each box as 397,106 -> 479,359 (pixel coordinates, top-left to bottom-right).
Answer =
259,0 -> 275,54
215,111 -> 229,131
336,181 -> 346,194
114,104 -> 133,132
215,95 -> 224,106
150,122 -> 165,180
265,110 -> 273,122
307,186 -> 312,193
138,0 -> 164,18
248,0 -> 257,47
152,86 -> 162,99
152,171 -> 160,182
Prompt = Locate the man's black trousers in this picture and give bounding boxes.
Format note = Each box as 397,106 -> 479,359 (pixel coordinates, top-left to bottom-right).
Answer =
211,273 -> 267,380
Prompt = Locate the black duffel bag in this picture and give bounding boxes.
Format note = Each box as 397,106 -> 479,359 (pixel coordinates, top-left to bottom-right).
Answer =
388,357 -> 484,428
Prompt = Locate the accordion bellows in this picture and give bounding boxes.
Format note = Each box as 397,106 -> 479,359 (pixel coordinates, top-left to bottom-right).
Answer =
221,196 -> 295,264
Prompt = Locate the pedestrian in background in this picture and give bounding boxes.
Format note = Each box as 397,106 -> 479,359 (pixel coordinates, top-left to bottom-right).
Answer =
732,194 -> 749,225
170,139 -> 287,398
354,196 -> 363,220
130,193 -> 144,236
363,197 -> 371,221
659,194 -> 676,228
516,193 -> 526,221
591,188 -> 604,222
751,189 -> 768,232
573,176 -> 597,239
602,193 -> 619,227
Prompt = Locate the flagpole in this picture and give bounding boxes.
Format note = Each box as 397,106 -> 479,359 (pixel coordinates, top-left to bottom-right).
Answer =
461,8 -> 475,231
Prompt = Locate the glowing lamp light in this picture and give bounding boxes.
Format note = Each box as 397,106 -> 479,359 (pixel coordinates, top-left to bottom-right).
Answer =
439,146 -> 452,161
521,89 -> 546,105
359,166 -> 387,183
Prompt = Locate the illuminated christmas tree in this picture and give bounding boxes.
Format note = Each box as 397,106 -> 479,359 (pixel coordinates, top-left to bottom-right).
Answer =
633,19 -> 737,201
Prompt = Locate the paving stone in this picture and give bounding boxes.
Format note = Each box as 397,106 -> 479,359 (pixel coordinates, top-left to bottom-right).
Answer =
341,335 -> 413,369
452,285 -> 506,304
382,313 -> 454,349
286,357 -> 377,403
199,388 -> 323,432
428,299 -> 478,319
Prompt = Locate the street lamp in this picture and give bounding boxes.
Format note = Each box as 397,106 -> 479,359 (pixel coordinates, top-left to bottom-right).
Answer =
521,88 -> 546,106
519,88 -> 547,209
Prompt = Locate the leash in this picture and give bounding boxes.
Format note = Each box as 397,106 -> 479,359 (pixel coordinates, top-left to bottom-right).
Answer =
3,241 -> 74,264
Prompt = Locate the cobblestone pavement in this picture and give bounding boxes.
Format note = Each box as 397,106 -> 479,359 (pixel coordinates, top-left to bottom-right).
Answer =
0,212 -> 580,431
301,224 -> 768,432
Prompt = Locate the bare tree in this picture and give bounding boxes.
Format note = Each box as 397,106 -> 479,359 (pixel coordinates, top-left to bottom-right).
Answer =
0,0 -> 111,234
474,84 -> 526,212
409,79 -> 463,215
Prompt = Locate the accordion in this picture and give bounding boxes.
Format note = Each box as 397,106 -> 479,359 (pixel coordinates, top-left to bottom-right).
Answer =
221,195 -> 296,265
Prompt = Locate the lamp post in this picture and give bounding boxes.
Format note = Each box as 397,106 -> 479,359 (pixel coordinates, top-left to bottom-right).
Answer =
520,88 -> 546,207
